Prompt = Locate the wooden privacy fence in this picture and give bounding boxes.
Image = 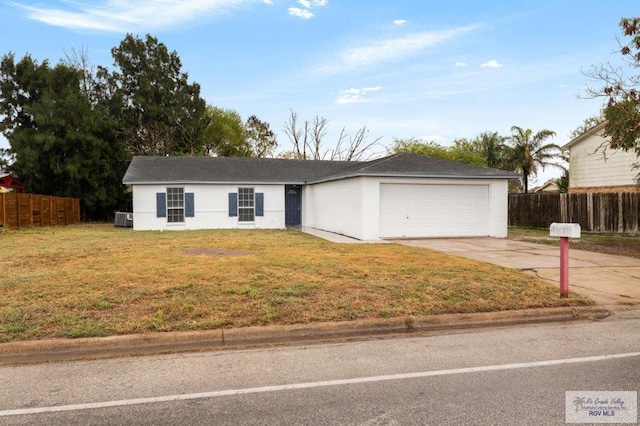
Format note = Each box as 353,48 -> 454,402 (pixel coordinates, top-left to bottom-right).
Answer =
508,192 -> 640,234
0,193 -> 81,229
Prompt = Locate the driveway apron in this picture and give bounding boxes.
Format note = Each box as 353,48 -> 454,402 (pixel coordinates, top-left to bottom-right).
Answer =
392,238 -> 640,306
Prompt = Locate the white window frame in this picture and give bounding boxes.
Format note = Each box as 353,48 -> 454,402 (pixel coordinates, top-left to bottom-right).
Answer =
238,187 -> 255,222
166,187 -> 185,223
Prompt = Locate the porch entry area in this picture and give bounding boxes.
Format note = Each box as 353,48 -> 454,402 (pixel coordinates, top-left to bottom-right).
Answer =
285,185 -> 302,226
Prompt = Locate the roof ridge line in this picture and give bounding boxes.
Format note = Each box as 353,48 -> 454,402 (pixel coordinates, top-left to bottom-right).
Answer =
354,152 -> 402,172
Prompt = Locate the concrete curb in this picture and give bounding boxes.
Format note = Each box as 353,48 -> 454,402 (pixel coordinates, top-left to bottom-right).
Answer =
0,306 -> 611,365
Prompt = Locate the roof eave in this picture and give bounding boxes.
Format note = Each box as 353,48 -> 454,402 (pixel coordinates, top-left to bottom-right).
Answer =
123,180 -> 306,186
308,172 -> 520,184
562,121 -> 608,150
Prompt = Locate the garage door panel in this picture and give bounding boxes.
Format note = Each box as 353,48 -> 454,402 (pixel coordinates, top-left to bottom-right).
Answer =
380,183 -> 489,238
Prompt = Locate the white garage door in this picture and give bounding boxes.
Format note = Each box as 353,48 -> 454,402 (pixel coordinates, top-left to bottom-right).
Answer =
379,183 -> 490,238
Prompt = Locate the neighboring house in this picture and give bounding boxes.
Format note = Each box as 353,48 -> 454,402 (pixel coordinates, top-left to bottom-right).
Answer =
531,180 -> 560,193
122,153 -> 518,240
562,122 -> 639,193
0,172 -> 25,193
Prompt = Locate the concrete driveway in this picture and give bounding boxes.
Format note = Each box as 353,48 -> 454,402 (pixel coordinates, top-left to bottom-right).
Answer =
393,238 -> 640,307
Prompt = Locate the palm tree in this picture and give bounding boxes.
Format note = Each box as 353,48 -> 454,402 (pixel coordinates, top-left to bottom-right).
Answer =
508,126 -> 562,193
477,131 -> 510,169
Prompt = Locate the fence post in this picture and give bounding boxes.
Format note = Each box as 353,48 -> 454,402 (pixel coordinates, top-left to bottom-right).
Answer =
29,193 -> 33,227
618,193 -> 624,233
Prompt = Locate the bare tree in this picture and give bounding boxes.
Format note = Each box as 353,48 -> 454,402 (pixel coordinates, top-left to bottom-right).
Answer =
310,115 -> 329,160
63,46 -> 95,103
283,109 -> 382,161
331,125 -> 382,161
283,110 -> 309,159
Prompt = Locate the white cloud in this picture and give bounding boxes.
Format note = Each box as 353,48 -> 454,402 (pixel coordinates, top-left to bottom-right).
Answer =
263,0 -> 273,4
455,62 -> 467,67
321,25 -> 475,74
424,89 -> 473,99
393,20 -> 407,26
481,60 -> 503,68
10,0 -> 260,32
336,86 -> 381,104
288,7 -> 313,19
287,0 -> 326,20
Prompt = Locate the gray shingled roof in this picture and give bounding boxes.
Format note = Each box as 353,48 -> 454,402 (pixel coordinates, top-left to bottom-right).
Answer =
122,153 -> 518,185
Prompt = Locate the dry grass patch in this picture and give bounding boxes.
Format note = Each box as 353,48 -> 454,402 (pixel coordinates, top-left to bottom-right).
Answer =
0,224 -> 592,342
509,227 -> 640,259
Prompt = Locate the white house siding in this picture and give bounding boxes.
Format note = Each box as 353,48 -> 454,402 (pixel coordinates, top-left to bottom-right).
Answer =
132,184 -> 285,231
303,177 -> 509,240
303,177 -> 365,240
569,132 -> 638,190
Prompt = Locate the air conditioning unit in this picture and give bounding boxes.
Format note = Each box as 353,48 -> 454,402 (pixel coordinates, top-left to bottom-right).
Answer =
114,212 -> 133,227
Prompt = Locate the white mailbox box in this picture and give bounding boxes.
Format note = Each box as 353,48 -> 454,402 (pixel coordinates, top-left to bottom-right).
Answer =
550,223 -> 581,238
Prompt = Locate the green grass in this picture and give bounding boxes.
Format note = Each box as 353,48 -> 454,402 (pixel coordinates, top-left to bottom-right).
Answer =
0,224 -> 592,342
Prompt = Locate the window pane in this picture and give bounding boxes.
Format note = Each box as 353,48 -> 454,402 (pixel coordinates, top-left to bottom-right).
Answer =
167,208 -> 184,223
167,187 -> 184,208
239,208 -> 254,222
238,188 -> 254,207
238,188 -> 254,221
166,188 -> 184,222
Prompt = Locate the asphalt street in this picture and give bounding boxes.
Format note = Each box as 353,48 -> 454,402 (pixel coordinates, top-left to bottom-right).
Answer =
2,310 -> 639,425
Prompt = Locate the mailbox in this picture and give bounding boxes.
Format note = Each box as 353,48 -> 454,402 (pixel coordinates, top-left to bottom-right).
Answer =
549,223 -> 580,298
549,223 -> 581,239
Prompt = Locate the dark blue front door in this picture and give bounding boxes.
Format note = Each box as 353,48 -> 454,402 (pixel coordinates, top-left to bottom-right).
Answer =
285,186 -> 302,225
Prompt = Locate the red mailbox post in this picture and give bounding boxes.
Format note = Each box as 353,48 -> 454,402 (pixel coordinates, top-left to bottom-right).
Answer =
549,223 -> 581,298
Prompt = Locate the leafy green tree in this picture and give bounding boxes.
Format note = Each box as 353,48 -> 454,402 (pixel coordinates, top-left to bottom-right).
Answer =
586,18 -> 640,153
203,106 -> 251,156
0,53 -> 129,219
568,114 -> 605,140
556,170 -> 569,193
0,147 -> 13,169
390,138 -> 487,167
508,126 -> 561,193
245,115 -> 277,157
475,131 -> 511,169
106,34 -> 209,156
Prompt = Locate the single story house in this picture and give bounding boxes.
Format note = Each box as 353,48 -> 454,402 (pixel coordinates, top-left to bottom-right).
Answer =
531,180 -> 560,193
562,122 -> 639,193
122,153 -> 518,240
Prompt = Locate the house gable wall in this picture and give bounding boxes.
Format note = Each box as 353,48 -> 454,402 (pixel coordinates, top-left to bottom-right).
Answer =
568,132 -> 638,190
132,184 -> 285,231
303,177 -> 365,239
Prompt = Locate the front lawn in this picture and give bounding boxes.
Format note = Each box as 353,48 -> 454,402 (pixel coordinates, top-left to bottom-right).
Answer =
0,224 -> 591,342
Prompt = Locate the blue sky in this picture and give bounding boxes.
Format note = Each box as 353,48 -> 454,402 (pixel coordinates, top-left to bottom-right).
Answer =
0,0 -> 637,185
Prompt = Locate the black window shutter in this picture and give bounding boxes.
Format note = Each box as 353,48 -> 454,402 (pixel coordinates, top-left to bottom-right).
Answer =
185,193 -> 195,217
255,193 -> 264,217
156,193 -> 166,218
228,193 -> 238,217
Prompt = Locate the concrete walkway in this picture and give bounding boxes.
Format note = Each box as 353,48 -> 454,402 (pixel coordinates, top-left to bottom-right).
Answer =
393,238 -> 640,306
298,226 -> 389,243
